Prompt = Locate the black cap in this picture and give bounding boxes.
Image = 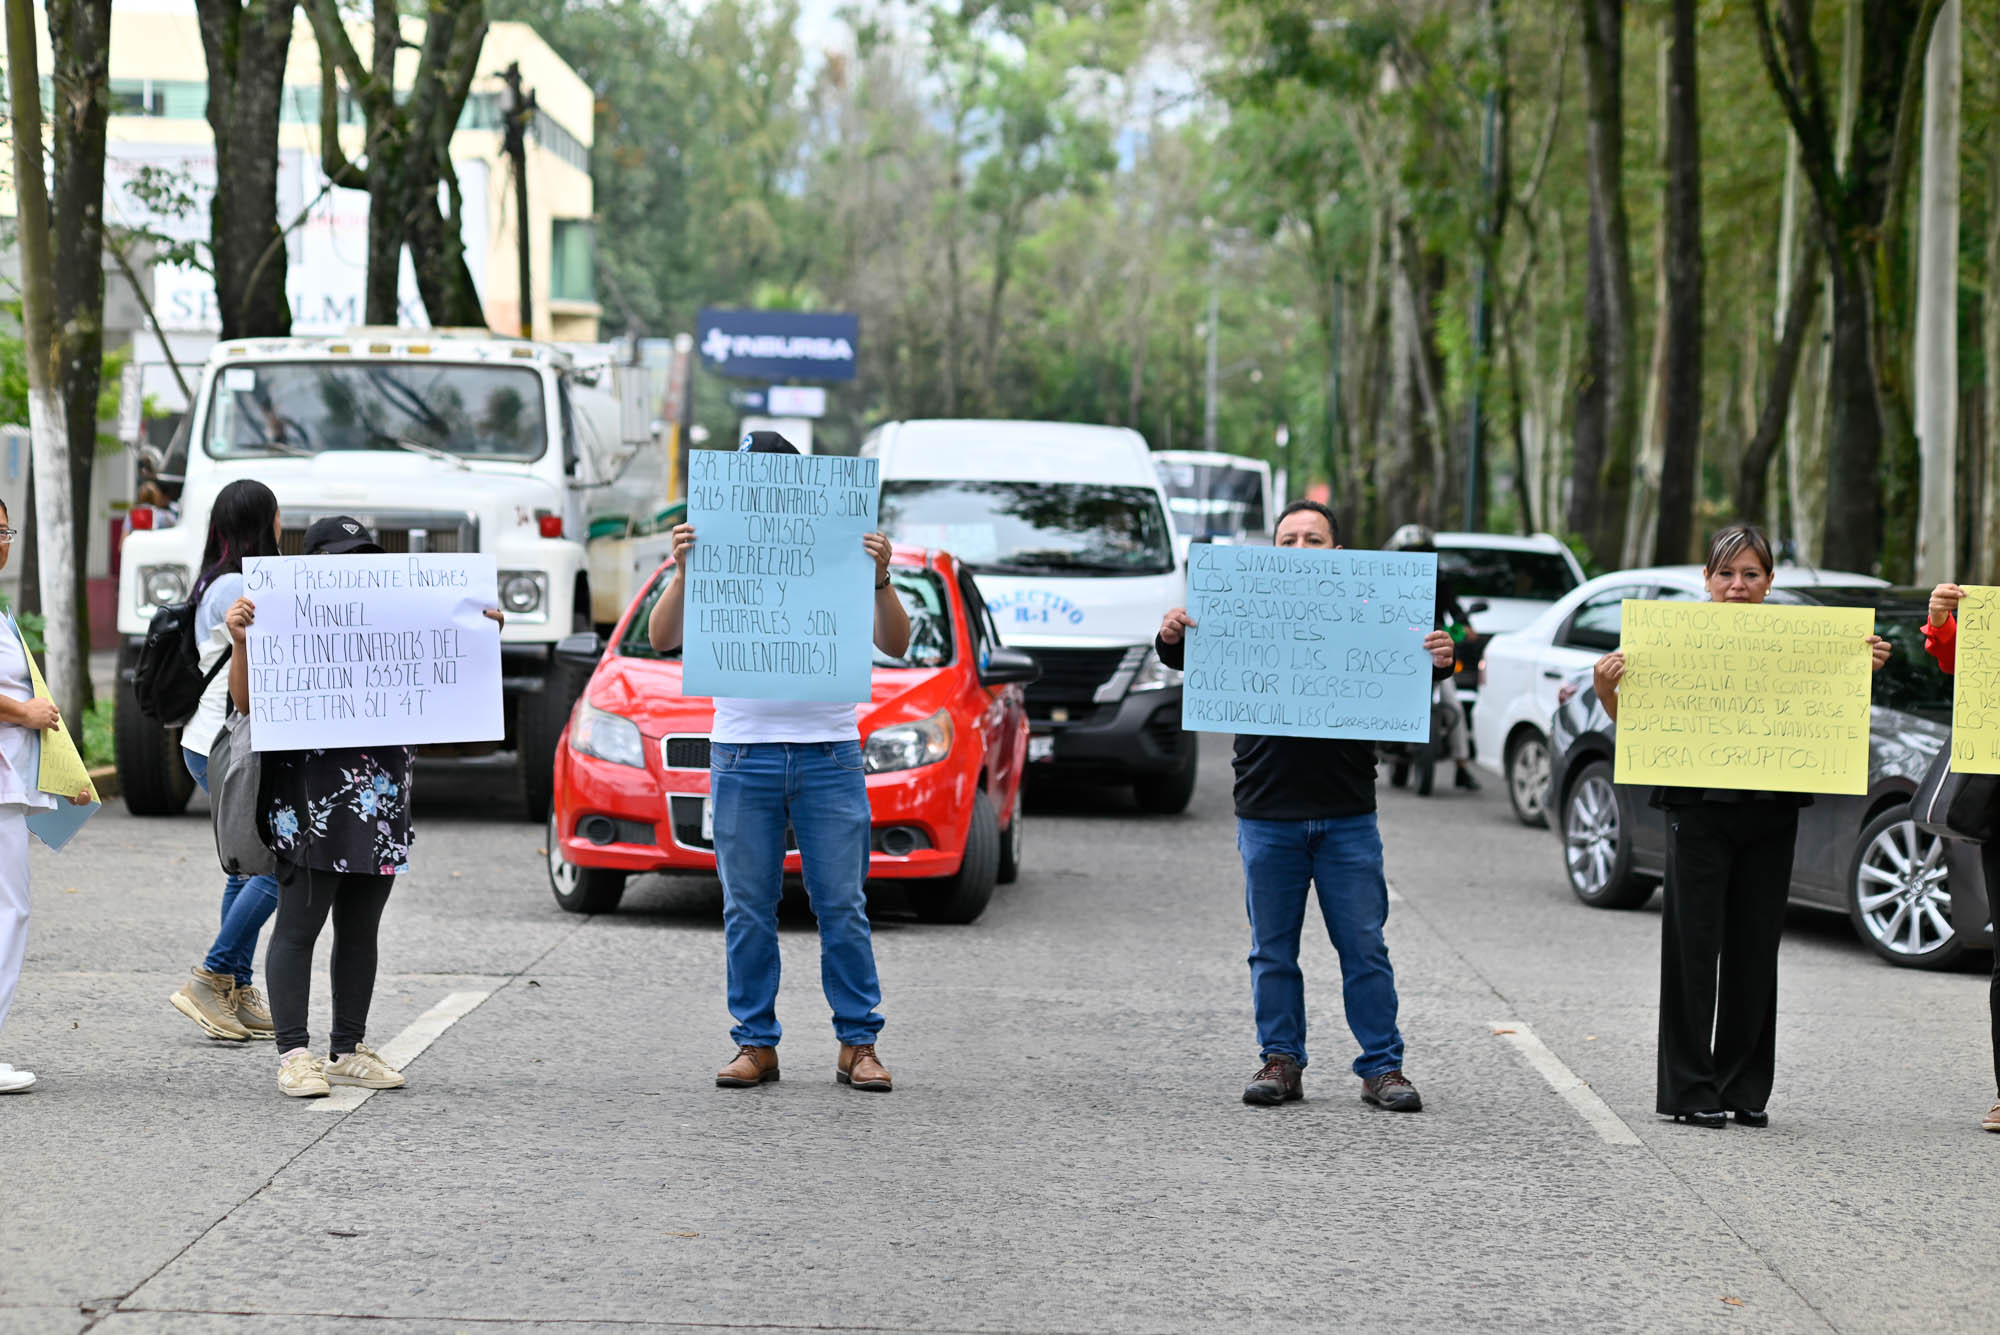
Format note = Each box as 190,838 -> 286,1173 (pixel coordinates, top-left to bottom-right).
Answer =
303,515 -> 384,555
737,429 -> 800,455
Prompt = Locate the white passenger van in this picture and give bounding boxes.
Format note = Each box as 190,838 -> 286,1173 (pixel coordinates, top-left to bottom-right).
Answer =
861,420 -> 1196,813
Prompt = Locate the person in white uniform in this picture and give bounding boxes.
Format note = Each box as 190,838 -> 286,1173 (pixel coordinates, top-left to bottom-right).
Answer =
0,497 -> 97,1093
648,430 -> 911,1092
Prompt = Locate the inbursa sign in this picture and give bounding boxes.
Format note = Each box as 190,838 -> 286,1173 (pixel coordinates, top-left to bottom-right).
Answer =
696,308 -> 859,382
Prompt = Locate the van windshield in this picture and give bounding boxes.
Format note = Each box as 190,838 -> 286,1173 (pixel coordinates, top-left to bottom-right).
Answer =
880,480 -> 1175,577
203,361 -> 547,462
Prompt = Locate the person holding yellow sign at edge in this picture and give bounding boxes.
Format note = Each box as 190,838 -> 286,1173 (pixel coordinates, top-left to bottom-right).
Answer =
1593,524 -> 1891,1130
1915,581 -> 2000,1133
0,496 -> 99,1093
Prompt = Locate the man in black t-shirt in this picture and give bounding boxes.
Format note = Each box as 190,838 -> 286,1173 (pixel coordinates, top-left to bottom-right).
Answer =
1157,500 -> 1455,1111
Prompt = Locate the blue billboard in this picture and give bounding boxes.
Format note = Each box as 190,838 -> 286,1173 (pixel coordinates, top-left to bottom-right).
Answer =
696,308 -> 859,382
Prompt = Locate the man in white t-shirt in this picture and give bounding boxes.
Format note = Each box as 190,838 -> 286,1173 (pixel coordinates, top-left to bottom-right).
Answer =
648,431 -> 911,1091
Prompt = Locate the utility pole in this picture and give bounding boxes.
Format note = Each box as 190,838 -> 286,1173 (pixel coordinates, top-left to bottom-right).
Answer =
1203,248 -> 1220,452
5,0 -> 84,720
1465,88 -> 1498,532
500,62 -> 537,340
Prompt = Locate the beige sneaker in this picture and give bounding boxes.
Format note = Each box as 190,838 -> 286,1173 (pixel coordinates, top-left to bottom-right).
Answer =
230,983 -> 274,1038
324,1043 -> 405,1090
277,1049 -> 330,1098
1983,1101 -> 2000,1132
170,967 -> 251,1041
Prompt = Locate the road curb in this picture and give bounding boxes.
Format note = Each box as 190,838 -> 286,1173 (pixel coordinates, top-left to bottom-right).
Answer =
88,763 -> 119,801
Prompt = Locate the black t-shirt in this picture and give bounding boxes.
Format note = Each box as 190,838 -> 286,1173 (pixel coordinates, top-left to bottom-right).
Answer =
1158,632 -> 1395,821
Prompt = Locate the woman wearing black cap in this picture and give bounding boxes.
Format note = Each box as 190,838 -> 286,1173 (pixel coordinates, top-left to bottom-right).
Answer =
224,515 -> 503,1098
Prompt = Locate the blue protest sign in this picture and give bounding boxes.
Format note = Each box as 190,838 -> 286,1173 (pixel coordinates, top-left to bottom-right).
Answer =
683,450 -> 879,702
1180,544 -> 1438,742
697,308 -> 860,381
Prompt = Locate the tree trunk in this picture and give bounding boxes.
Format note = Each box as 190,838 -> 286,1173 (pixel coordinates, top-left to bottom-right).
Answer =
195,0 -> 297,340
1737,240 -> 1824,521
6,0 -> 84,721
1913,0 -> 1959,583
1623,37 -> 1672,570
48,0 -> 113,710
1570,0 -> 1638,567
1654,0 -> 1704,565
1981,59 -> 2000,577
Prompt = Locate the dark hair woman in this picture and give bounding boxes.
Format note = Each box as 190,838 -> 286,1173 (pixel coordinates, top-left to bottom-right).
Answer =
1593,523 -> 1892,1130
168,479 -> 283,1044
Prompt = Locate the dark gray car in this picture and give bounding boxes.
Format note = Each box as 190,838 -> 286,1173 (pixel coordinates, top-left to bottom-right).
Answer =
1546,587 -> 1996,970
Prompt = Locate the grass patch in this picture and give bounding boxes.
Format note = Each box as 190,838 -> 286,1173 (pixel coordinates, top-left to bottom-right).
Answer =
81,699 -> 114,770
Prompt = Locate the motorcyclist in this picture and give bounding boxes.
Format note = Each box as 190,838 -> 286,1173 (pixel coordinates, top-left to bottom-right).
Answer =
1384,524 -> 1480,792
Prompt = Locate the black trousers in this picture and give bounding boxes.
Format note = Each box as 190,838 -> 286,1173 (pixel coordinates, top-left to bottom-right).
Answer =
266,861 -> 395,1056
1656,802 -> 1799,1115
1977,842 -> 2000,1098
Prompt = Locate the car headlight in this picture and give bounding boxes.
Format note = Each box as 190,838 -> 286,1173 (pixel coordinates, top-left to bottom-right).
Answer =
865,710 -> 953,773
1129,647 -> 1183,692
499,570 -> 548,619
140,564 -> 189,609
569,702 -> 646,768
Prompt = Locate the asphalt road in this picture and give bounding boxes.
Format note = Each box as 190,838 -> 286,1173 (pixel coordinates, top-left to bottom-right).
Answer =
2,737 -> 1996,1334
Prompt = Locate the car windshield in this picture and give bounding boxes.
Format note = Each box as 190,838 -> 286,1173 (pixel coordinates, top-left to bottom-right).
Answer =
880,480 -> 1175,576
617,566 -> 955,670
1439,547 -> 1578,601
1157,462 -> 1267,538
203,361 -> 547,462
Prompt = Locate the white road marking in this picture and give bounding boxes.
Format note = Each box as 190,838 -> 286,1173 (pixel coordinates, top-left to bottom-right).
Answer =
1489,1019 -> 1642,1146
311,990 -> 492,1114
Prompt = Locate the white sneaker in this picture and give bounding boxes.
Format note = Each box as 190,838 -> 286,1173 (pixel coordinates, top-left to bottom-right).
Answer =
277,1048 -> 330,1098
0,1066 -> 35,1093
323,1043 -> 405,1090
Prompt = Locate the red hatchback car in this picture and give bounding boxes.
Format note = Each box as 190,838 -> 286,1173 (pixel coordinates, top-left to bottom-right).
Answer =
545,546 -> 1037,923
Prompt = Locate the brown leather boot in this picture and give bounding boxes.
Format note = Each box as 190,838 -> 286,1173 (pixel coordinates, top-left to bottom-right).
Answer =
715,1045 -> 779,1087
836,1043 -> 892,1092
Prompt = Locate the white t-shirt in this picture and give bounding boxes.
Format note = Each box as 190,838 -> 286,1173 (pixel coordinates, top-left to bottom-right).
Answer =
181,573 -> 241,759
709,697 -> 860,744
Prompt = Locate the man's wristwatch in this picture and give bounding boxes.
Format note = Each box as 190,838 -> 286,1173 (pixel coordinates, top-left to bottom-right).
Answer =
876,575 -> 892,589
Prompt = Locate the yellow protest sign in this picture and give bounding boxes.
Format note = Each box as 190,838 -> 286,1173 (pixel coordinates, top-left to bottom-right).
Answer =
1612,600 -> 1873,796
1949,585 -> 2000,773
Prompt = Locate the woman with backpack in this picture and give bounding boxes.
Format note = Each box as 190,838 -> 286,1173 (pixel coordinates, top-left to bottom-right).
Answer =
0,495 -> 98,1092
168,479 -> 281,1042
224,515 -> 503,1097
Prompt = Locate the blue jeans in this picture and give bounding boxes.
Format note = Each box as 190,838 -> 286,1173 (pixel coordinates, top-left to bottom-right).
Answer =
710,741 -> 883,1047
1236,813 -> 1403,1077
183,748 -> 279,986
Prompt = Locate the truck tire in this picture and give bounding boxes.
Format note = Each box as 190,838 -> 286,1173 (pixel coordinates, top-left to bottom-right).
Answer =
1133,741 -> 1198,815
996,785 -> 1024,885
520,654 -> 589,822
918,789 -> 999,924
114,646 -> 194,816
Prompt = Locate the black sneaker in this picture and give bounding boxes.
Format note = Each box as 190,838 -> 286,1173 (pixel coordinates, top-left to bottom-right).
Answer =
1361,1069 -> 1423,1112
1454,767 -> 1481,791
1243,1055 -> 1303,1105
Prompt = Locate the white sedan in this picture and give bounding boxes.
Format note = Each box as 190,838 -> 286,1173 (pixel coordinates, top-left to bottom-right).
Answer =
1472,562 -> 1886,827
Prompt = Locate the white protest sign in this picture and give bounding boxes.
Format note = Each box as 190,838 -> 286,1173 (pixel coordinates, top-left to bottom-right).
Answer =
242,554 -> 504,751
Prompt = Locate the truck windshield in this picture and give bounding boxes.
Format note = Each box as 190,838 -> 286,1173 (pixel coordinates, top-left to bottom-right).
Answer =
1157,462 -> 1267,538
880,480 -> 1175,577
1437,547 -> 1579,601
203,361 -> 547,462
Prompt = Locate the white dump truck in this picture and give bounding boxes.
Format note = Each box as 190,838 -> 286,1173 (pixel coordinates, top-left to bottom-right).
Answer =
116,331 -> 667,819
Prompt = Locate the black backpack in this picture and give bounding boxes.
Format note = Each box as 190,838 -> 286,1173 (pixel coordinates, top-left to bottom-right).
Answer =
132,597 -> 228,728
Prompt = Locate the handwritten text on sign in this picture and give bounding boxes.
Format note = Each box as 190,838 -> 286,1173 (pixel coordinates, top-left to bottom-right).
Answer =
1950,586 -> 2000,773
1613,600 -> 1873,795
1180,545 -> 1438,741
684,450 -> 878,702
242,554 -> 503,751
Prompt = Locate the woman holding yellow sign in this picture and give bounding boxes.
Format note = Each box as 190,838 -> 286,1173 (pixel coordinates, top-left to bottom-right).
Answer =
0,497 -> 99,1094
1919,581 -> 2000,1134
1594,524 -> 1891,1130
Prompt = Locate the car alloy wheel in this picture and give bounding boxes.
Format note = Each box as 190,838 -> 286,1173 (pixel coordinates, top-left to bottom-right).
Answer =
1565,773 -> 1620,897
1508,734 -> 1551,827
1854,817 -> 1956,961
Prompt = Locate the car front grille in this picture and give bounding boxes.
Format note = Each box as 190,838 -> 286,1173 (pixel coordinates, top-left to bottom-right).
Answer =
663,736 -> 711,770
1025,646 -> 1140,718
280,510 -> 477,555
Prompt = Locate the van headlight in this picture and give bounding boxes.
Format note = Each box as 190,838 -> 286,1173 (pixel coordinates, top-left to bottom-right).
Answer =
865,710 -> 953,773
499,570 -> 548,619
569,702 -> 646,768
1129,648 -> 1182,692
139,564 -> 189,610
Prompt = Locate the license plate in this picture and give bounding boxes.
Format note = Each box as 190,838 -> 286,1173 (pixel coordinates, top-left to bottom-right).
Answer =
700,798 -> 715,841
1028,735 -> 1055,763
